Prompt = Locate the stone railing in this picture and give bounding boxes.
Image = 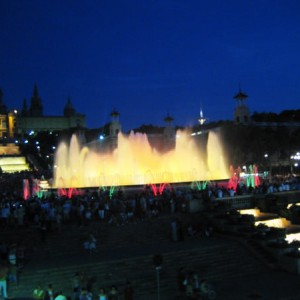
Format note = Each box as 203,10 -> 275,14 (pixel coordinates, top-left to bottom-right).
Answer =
212,194 -> 254,209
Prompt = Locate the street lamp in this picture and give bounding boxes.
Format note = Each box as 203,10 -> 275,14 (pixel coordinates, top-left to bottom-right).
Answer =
264,153 -> 271,180
153,254 -> 163,300
290,152 -> 300,175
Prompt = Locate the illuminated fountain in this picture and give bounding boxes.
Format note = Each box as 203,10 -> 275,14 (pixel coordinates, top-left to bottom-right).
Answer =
239,208 -> 300,244
239,208 -> 291,228
53,130 -> 229,188
228,164 -> 261,191
255,218 -> 291,228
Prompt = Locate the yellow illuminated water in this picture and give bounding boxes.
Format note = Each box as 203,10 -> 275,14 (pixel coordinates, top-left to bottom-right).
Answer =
255,218 -> 291,228
239,208 -> 300,244
239,208 -> 262,217
287,203 -> 300,209
286,232 -> 300,244
53,130 -> 229,188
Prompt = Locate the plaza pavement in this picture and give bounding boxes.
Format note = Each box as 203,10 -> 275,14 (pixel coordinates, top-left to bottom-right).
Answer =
4,212 -> 300,300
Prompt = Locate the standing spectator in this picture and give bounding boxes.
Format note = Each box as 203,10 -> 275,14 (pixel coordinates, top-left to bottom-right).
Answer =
170,218 -> 178,242
8,243 -> 18,285
1,204 -> 10,229
72,272 -> 82,300
44,283 -> 54,300
16,204 -> 25,227
0,264 -> 9,299
84,206 -> 93,226
97,203 -> 105,221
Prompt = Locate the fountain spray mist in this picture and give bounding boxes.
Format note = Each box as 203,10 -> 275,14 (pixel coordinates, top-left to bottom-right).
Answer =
53,129 -> 229,188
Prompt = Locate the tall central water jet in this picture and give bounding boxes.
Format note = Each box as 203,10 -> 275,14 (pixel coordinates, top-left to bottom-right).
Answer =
53,130 -> 229,188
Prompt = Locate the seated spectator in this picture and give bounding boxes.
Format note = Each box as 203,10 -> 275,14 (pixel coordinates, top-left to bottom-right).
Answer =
108,285 -> 119,300
83,234 -> 97,253
98,287 -> 108,300
184,276 -> 194,299
79,287 -> 93,300
199,279 -> 209,297
187,224 -> 197,237
33,283 -> 45,300
54,290 -> 67,300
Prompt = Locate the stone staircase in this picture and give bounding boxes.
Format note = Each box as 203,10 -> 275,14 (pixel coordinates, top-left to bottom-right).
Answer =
9,242 -> 263,299
0,155 -> 29,172
3,213 -> 266,299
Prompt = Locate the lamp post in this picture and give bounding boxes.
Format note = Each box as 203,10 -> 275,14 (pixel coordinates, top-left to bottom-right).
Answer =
153,254 -> 163,300
264,153 -> 271,181
291,152 -> 300,175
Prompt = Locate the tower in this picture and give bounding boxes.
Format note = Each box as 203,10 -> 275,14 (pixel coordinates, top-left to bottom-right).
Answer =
0,89 -> 7,114
0,89 -> 16,138
21,99 -> 29,117
29,84 -> 43,117
233,89 -> 250,124
109,109 -> 121,137
109,109 -> 122,151
198,108 -> 206,126
0,89 -> 8,138
63,97 -> 76,117
163,114 -> 176,151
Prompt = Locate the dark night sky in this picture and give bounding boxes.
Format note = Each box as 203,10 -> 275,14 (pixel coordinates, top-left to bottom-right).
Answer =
0,0 -> 300,131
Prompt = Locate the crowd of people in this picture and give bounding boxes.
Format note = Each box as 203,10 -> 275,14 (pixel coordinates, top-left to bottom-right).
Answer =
177,268 -> 216,300
30,277 -> 134,300
0,170 -> 299,299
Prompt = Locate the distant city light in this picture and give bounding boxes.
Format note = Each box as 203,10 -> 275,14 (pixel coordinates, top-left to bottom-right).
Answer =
191,131 -> 202,136
99,134 -> 104,140
291,152 -> 300,160
29,130 -> 34,136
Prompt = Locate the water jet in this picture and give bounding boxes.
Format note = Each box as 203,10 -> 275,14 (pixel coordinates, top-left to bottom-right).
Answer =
53,129 -> 229,189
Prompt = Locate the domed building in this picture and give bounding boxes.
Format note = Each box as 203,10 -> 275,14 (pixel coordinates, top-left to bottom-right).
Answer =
17,84 -> 86,135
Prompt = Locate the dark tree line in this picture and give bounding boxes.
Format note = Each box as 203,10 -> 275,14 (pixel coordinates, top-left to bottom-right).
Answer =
220,123 -> 300,174
252,110 -> 300,123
